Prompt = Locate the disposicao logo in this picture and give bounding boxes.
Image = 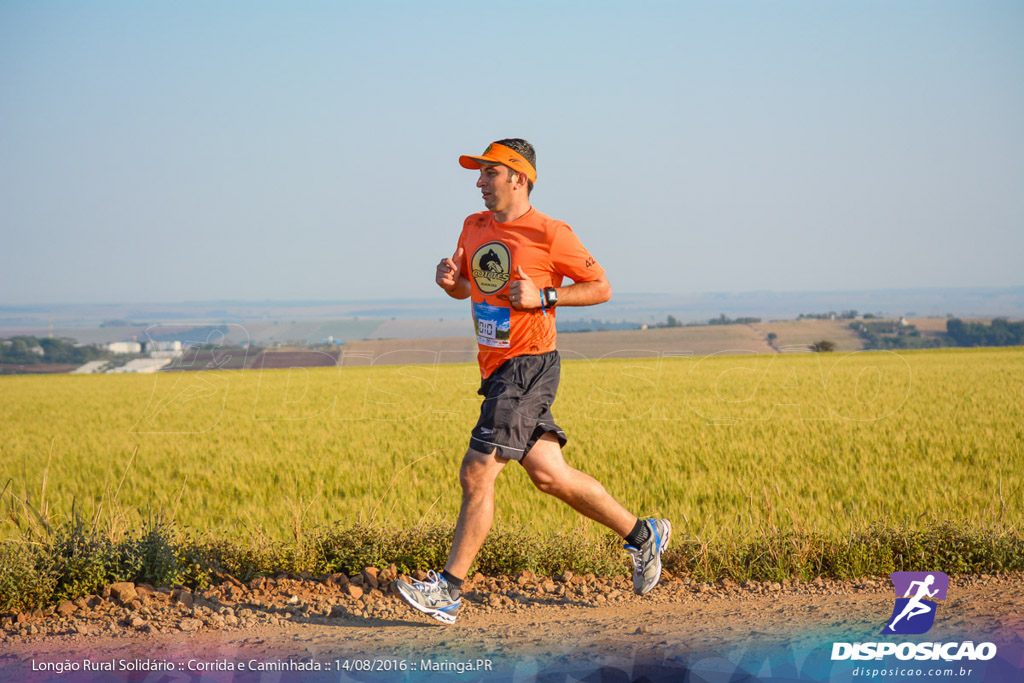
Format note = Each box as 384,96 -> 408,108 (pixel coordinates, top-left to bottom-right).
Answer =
882,571 -> 948,635
830,570 -> 997,663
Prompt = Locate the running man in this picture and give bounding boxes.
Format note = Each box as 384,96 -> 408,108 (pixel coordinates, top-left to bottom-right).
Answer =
888,574 -> 940,630
394,138 -> 670,624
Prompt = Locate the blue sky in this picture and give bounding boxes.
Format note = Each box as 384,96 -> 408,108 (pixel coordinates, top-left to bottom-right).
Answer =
2,1 -> 1022,305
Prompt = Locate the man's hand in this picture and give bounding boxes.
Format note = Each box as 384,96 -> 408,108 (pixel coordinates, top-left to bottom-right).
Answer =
509,266 -> 542,309
436,247 -> 464,292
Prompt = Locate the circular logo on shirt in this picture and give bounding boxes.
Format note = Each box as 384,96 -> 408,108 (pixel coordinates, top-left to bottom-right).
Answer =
471,241 -> 511,294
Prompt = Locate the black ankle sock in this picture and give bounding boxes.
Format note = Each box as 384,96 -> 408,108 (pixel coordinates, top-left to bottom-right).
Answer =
441,570 -> 463,599
625,519 -> 650,547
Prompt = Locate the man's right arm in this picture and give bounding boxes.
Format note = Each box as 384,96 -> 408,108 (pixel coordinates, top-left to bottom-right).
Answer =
436,246 -> 471,299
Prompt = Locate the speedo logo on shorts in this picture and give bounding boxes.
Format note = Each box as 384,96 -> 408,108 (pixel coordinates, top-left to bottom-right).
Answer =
471,242 -> 510,294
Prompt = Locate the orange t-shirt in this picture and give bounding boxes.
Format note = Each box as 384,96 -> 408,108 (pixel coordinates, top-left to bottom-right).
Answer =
455,207 -> 606,378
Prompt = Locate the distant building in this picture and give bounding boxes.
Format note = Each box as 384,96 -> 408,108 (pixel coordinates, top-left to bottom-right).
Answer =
108,341 -> 142,354
142,340 -> 182,353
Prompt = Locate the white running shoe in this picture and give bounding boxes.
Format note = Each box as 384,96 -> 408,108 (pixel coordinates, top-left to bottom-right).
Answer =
625,519 -> 672,595
394,570 -> 461,624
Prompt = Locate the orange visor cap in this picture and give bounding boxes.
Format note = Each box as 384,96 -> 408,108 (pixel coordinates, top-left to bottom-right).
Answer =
459,143 -> 537,184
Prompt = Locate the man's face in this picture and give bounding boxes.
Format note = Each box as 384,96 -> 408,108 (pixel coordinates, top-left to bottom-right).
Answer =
476,163 -> 519,212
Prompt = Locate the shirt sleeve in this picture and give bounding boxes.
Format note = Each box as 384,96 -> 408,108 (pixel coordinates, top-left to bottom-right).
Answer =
550,223 -> 605,283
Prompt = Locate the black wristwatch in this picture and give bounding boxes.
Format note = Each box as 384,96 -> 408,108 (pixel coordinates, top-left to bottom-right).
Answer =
542,287 -> 558,308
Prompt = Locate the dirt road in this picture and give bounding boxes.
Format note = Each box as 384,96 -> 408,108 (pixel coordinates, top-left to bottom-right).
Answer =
3,572 -> 1022,682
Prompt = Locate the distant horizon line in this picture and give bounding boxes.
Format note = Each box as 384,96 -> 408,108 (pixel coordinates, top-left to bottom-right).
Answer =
3,284 -> 1022,310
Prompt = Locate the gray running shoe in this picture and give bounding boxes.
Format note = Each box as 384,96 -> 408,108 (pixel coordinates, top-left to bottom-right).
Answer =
394,570 -> 461,624
624,519 -> 672,595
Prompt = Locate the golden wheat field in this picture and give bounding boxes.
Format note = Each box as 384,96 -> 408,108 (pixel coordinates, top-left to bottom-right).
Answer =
1,347 -> 1022,543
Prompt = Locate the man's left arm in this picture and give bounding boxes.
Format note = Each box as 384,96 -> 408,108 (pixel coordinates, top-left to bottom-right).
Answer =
549,275 -> 612,306
509,266 -> 611,309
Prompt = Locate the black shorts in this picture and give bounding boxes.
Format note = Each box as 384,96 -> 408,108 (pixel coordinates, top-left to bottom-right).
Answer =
469,351 -> 568,461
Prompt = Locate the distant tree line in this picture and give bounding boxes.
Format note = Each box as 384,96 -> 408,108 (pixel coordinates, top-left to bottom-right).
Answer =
558,319 -> 643,333
651,315 -> 689,329
708,314 -> 761,325
849,317 -> 1024,350
798,310 -> 859,320
651,314 -> 762,329
848,321 -> 941,350
0,336 -> 108,365
946,318 -> 1024,347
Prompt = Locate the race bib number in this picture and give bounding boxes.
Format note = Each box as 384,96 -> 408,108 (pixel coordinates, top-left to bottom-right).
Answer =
473,301 -> 510,348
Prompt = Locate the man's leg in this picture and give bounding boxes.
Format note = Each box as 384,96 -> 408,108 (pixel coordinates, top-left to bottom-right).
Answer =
394,446 -> 508,624
520,433 -> 636,537
521,432 -> 671,595
444,447 -> 509,579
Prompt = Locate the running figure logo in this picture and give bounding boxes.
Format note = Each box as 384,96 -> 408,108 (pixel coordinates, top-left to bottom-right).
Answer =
881,571 -> 949,635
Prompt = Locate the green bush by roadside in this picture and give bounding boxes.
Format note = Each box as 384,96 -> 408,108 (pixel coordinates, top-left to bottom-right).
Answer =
1,516 -> 1021,614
